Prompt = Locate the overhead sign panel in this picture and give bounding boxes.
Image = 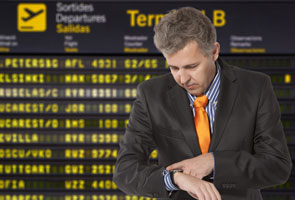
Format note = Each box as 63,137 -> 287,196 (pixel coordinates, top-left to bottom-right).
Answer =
0,1 -> 294,54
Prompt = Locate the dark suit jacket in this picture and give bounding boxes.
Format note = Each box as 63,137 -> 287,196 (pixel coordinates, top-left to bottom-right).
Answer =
113,58 -> 292,200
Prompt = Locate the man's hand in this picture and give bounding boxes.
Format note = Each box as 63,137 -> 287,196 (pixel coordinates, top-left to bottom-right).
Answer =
167,153 -> 214,179
173,172 -> 221,200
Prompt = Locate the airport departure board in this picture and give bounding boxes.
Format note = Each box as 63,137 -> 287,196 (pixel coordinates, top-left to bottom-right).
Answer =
0,1 -> 294,200
0,55 -> 294,200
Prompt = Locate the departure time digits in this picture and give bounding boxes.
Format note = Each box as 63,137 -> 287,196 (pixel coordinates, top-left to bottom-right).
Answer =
0,87 -> 137,98
0,73 -> 158,84
0,148 -> 158,160
0,118 -> 129,129
0,132 -> 123,144
0,102 -> 132,114
0,57 -> 165,69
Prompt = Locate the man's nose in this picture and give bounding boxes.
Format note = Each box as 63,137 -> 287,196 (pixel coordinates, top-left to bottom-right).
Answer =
178,69 -> 190,84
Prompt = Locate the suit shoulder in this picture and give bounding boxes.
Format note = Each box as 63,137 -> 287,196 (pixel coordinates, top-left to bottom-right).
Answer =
230,65 -> 270,84
137,72 -> 173,91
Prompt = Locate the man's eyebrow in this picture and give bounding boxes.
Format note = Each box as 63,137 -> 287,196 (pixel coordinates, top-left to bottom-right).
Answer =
168,65 -> 178,68
183,63 -> 199,68
168,63 -> 199,69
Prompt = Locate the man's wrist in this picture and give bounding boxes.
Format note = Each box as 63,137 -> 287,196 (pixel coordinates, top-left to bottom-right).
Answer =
162,169 -> 180,191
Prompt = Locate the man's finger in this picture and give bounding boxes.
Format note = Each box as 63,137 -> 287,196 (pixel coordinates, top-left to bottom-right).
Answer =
204,182 -> 217,200
183,168 -> 191,175
166,162 -> 184,171
188,191 -> 199,199
196,174 -> 203,179
200,184 -> 210,200
210,183 -> 221,200
194,188 -> 204,200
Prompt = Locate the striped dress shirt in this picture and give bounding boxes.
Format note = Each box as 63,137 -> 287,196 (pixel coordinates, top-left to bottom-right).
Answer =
163,63 -> 221,191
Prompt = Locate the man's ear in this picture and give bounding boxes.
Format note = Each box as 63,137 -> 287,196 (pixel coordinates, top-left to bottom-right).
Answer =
212,42 -> 220,61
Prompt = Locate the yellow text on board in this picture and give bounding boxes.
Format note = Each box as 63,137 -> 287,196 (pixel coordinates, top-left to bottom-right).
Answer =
127,9 -> 226,27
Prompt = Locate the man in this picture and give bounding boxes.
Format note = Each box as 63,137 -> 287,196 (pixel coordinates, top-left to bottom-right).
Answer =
113,7 -> 292,200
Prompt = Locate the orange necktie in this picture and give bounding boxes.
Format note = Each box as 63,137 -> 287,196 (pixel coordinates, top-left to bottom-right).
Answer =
193,94 -> 211,154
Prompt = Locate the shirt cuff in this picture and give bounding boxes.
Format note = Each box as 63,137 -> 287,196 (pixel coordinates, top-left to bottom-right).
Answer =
211,152 -> 215,179
162,169 -> 180,191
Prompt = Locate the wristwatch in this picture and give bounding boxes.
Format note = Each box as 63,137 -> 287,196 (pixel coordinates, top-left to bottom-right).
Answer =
170,169 -> 183,186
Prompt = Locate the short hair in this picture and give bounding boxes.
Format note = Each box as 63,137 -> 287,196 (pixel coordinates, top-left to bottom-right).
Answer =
153,7 -> 217,56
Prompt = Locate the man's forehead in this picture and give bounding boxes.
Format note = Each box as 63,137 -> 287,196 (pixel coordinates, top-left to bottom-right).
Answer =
165,43 -> 205,67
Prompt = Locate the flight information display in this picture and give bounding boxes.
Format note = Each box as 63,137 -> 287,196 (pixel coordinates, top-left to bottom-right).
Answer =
0,55 -> 294,200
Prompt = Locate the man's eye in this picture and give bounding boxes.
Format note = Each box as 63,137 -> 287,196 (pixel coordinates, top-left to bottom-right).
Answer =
188,65 -> 197,69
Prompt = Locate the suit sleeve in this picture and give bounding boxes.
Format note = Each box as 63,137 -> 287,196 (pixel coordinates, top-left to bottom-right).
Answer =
213,76 -> 292,190
113,83 -> 169,198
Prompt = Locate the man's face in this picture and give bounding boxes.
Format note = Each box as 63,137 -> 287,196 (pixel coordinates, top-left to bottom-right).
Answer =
164,41 -> 220,96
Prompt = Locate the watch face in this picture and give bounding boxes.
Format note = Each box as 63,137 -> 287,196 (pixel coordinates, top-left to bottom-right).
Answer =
172,169 -> 183,173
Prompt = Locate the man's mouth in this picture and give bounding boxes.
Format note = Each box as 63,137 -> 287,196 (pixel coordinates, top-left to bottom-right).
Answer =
185,84 -> 197,89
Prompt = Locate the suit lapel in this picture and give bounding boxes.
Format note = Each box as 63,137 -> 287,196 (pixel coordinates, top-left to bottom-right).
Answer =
209,60 -> 239,151
167,77 -> 202,156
